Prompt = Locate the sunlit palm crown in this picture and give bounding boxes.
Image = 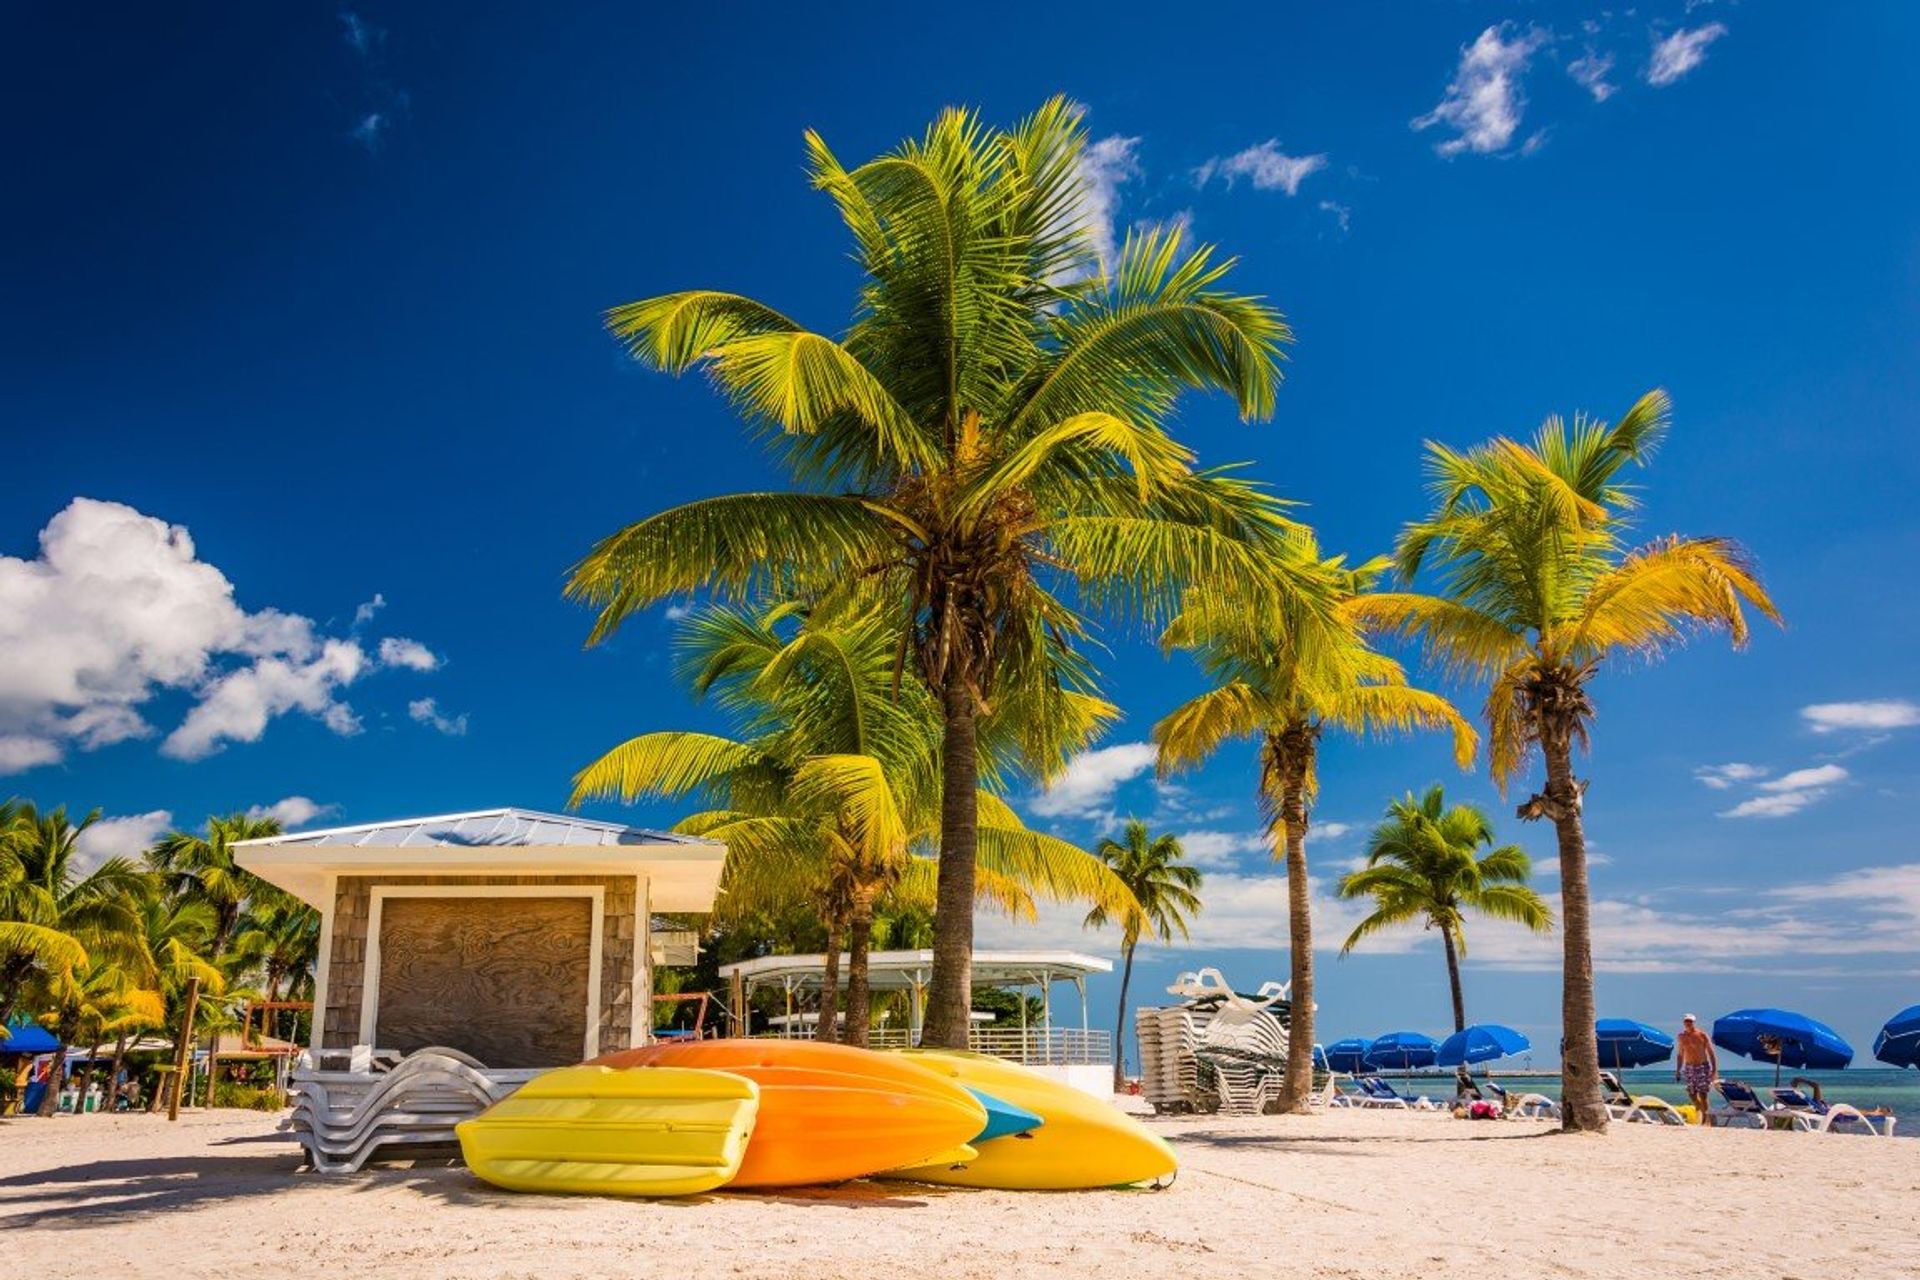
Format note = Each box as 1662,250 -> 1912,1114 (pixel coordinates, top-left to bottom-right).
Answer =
1338,786 -> 1551,954
1085,819 -> 1202,950
566,97 -> 1312,770
1355,389 -> 1781,786
569,600 -> 1139,926
1154,551 -> 1477,800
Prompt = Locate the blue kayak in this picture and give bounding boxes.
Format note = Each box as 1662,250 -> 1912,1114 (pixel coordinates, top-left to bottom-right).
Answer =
966,1086 -> 1044,1142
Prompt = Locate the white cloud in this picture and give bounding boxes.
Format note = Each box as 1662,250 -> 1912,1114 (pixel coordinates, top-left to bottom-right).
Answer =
351,112 -> 388,152
409,697 -> 469,737
1030,742 -> 1157,819
377,636 -> 441,671
340,11 -> 380,57
1315,821 -> 1353,840
1176,830 -> 1270,869
1568,49 -> 1617,101
1413,23 -> 1550,157
1317,200 -> 1351,234
0,499 -> 441,772
74,810 -> 172,871
1075,135 -> 1142,272
1194,141 -> 1328,196
663,602 -> 695,622
1719,791 -> 1823,819
1694,762 -> 1768,790
1801,699 -> 1920,734
1647,23 -> 1728,87
245,796 -> 335,829
353,593 -> 386,626
1758,764 -> 1848,792
1718,764 -> 1847,819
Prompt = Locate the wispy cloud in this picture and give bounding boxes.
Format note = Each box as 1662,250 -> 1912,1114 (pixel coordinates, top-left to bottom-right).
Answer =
352,593 -> 387,626
351,112 -> 389,153
1694,762 -> 1768,790
1031,742 -> 1157,819
339,11 -> 381,58
1193,141 -> 1328,196
408,697 -> 469,737
1318,200 -> 1351,234
1647,23 -> 1729,87
246,795 -> 336,828
377,636 -> 441,671
1175,830 -> 1269,869
1567,49 -> 1618,101
1719,764 -> 1848,819
1801,699 -> 1920,734
1074,135 -> 1142,272
1413,23 -> 1551,157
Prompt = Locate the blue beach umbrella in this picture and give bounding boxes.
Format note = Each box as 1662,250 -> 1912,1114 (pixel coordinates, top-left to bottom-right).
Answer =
1324,1038 -> 1372,1074
1594,1018 -> 1675,1069
1711,1008 -> 1853,1082
1436,1023 -> 1531,1068
1873,1005 -> 1920,1069
1365,1031 -> 1439,1072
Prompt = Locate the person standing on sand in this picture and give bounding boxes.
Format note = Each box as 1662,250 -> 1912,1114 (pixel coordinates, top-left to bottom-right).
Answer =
1676,1014 -> 1718,1123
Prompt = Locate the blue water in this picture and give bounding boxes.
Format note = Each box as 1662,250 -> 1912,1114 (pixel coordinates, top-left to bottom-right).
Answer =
1480,1067 -> 1919,1135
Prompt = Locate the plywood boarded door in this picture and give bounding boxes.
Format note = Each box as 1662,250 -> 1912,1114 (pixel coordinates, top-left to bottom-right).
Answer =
373,895 -> 595,1067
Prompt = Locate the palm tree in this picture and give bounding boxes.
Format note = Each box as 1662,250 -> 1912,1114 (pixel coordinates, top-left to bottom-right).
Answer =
1359,389 -> 1779,1131
149,813 -> 283,958
1156,553 -> 1476,1112
0,803 -> 145,1031
572,600 -> 1140,1047
100,890 -> 222,1112
564,99 -> 1308,1046
0,799 -> 90,1029
1084,820 -> 1201,1091
1337,786 -> 1551,1032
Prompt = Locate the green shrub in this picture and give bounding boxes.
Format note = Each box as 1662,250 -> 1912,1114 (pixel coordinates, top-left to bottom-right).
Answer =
211,1082 -> 283,1111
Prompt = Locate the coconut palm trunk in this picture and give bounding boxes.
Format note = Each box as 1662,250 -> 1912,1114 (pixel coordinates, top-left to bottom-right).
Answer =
1440,928 -> 1467,1033
844,891 -> 877,1048
1533,727 -> 1608,1131
1112,938 -> 1137,1092
106,1031 -> 128,1115
1274,731 -> 1317,1114
816,921 -> 845,1044
926,677 -> 980,1049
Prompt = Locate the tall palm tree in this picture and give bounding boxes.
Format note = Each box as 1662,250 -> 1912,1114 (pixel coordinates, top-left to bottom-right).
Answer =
0,803 -> 145,1031
1156,554 -> 1476,1112
1359,389 -> 1779,1131
1337,786 -> 1551,1032
1084,820 -> 1201,1090
571,600 -> 1140,1047
0,800 -> 90,1029
564,99 -> 1308,1046
149,813 -> 283,959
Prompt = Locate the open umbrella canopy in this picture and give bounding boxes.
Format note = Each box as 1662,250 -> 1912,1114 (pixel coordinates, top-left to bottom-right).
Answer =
1873,1005 -> 1920,1069
1436,1024 -> 1531,1068
1712,1008 -> 1853,1070
1324,1038 -> 1372,1074
1365,1031 -> 1439,1071
1594,1018 -> 1675,1069
0,1020 -> 60,1055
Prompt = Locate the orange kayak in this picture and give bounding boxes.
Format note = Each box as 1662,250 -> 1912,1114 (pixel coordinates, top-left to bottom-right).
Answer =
592,1040 -> 985,1188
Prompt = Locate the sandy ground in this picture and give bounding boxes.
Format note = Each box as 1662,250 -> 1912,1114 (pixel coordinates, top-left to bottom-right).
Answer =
3,1105 -> 1917,1280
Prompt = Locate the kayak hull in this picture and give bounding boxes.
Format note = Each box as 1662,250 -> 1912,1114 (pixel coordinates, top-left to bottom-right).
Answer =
888,1050 -> 1177,1190
456,1065 -> 757,1197
594,1040 -> 986,1188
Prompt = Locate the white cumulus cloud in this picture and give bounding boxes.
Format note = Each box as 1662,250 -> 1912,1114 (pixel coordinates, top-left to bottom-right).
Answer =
377,637 -> 441,671
1568,49 -> 1617,101
1074,134 -> 1142,273
74,810 -> 173,871
1194,141 -> 1328,195
1801,699 -> 1920,734
1413,23 -> 1550,157
1031,742 -> 1158,819
1648,23 -> 1728,87
1719,764 -> 1847,819
409,697 -> 469,737
245,796 -> 335,828
0,498 -> 439,772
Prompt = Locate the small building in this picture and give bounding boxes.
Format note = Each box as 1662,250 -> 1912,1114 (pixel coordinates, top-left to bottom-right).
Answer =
233,808 -> 726,1069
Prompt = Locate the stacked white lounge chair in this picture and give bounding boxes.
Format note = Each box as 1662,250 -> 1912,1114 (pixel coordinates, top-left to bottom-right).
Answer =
1137,1003 -> 1214,1113
1138,969 -> 1295,1115
286,1046 -> 539,1172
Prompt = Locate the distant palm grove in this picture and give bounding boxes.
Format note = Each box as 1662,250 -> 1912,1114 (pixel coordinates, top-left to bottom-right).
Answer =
4,99 -> 1778,1133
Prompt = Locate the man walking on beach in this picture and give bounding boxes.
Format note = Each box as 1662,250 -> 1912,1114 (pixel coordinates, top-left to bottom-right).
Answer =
1676,1014 -> 1717,1124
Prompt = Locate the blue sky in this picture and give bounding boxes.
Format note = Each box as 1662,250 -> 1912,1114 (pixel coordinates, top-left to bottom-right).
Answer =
5,3 -> 1918,1065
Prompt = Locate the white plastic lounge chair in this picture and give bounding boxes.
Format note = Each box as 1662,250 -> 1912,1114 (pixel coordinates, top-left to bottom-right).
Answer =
1482,1079 -> 1559,1120
1598,1071 -> 1688,1125
1708,1079 -> 1815,1131
1770,1086 -> 1895,1137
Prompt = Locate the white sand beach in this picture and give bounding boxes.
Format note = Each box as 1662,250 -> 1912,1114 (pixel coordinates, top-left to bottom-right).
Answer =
5,1105 -> 1916,1280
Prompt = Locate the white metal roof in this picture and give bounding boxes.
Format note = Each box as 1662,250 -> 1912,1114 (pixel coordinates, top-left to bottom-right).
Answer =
720,949 -> 1112,992
229,806 -> 715,850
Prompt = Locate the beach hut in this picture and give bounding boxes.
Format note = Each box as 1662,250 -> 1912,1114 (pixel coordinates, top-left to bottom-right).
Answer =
233,808 -> 726,1069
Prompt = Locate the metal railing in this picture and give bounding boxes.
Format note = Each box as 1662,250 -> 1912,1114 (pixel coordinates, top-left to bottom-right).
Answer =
762,1025 -> 1111,1066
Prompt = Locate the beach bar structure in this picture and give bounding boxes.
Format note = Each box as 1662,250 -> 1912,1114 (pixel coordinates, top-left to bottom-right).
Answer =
721,949 -> 1113,1095
234,808 -> 726,1069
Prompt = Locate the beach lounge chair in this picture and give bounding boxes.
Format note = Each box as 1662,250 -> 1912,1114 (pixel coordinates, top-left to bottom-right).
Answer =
1708,1079 -> 1816,1131
1352,1076 -> 1441,1110
1599,1071 -> 1688,1125
1482,1079 -> 1560,1120
1769,1086 -> 1896,1137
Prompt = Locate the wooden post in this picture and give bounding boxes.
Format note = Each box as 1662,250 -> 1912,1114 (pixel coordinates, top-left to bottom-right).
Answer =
167,976 -> 201,1122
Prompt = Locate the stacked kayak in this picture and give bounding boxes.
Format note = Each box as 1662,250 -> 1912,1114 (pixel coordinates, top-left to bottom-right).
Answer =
456,1039 -> 1175,1198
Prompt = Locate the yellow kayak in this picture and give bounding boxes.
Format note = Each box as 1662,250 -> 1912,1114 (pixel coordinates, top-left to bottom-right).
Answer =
887,1050 -> 1177,1190
457,1065 -> 758,1197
